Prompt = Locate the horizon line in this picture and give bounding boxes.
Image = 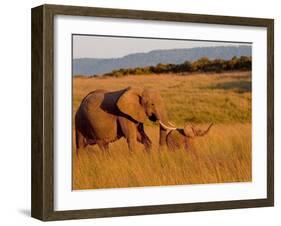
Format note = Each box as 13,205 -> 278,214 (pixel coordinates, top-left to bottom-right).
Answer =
73,45 -> 252,60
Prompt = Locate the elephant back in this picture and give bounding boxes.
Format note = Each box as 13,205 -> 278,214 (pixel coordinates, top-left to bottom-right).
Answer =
80,89 -> 107,106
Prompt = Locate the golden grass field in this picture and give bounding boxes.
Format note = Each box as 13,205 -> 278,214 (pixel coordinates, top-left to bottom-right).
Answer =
72,71 -> 252,190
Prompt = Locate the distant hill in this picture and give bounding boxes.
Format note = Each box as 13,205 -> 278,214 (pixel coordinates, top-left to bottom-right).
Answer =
73,45 -> 251,76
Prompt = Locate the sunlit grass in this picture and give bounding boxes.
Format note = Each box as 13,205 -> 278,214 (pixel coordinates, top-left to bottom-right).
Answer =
72,71 -> 252,189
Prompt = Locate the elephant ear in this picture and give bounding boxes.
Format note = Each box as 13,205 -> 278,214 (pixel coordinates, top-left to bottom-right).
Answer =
183,124 -> 195,138
117,87 -> 146,123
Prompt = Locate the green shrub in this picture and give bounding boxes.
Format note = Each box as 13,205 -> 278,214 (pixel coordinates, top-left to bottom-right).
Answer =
103,56 -> 251,77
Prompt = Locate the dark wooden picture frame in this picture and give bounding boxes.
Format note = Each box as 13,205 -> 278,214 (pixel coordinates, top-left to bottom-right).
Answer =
31,4 -> 274,221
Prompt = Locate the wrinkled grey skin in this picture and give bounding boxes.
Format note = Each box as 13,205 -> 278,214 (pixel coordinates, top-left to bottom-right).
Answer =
165,123 -> 213,151
75,87 -> 172,154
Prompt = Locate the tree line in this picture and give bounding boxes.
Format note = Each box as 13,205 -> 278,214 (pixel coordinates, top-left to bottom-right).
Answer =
103,56 -> 251,77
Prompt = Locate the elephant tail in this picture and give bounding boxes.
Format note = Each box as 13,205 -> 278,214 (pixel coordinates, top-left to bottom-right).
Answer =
75,127 -> 86,158
75,127 -> 80,157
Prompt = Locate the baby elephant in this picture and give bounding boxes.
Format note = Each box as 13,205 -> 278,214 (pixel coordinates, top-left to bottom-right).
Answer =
161,122 -> 213,151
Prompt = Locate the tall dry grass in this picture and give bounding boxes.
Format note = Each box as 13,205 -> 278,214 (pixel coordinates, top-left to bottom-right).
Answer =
72,71 -> 252,190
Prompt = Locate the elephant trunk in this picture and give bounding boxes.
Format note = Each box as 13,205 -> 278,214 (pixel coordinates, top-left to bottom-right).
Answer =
194,123 -> 214,136
156,110 -> 176,148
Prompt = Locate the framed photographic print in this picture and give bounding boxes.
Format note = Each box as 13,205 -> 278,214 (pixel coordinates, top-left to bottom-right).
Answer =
31,4 -> 274,221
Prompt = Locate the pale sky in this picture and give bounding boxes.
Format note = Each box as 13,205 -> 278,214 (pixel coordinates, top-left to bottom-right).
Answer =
73,35 -> 251,59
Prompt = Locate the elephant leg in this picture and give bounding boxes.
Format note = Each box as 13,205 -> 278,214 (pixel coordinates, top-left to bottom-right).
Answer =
97,141 -> 109,152
137,124 -> 152,151
127,137 -> 138,152
137,133 -> 152,151
159,126 -> 167,151
118,117 -> 138,152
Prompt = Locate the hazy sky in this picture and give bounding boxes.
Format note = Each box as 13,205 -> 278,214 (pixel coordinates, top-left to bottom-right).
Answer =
73,35 -> 250,59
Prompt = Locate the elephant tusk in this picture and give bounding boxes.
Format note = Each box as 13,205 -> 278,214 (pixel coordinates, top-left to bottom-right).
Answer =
159,121 -> 177,130
168,121 -> 177,127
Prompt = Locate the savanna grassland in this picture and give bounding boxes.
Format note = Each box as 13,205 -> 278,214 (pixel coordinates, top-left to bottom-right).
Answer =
72,71 -> 252,190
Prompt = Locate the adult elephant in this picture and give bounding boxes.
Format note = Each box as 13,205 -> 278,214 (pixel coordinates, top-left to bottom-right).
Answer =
75,87 -> 175,154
